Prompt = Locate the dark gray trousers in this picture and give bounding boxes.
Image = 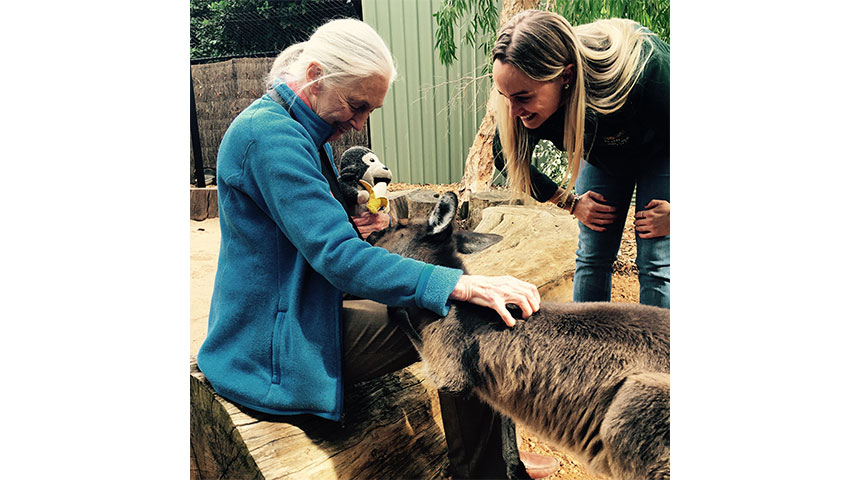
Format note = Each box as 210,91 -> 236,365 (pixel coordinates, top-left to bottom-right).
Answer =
342,299 -> 527,479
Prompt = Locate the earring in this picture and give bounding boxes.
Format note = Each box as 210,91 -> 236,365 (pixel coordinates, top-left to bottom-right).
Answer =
563,83 -> 569,90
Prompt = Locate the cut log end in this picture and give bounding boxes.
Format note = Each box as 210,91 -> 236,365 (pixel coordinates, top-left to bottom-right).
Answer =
406,189 -> 448,220
190,357 -> 449,479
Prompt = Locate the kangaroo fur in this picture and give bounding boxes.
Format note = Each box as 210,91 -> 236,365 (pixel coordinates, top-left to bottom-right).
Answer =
366,192 -> 670,480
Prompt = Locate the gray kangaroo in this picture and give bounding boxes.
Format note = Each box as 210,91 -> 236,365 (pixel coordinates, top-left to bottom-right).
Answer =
367,192 -> 669,480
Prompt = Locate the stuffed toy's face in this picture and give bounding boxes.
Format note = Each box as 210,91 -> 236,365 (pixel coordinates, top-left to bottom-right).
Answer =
338,146 -> 393,215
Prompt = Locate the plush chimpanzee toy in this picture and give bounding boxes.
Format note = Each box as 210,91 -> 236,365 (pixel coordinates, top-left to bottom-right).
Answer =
337,146 -> 392,216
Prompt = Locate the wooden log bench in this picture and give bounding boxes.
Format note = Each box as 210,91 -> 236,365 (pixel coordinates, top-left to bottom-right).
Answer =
190,357 -> 449,480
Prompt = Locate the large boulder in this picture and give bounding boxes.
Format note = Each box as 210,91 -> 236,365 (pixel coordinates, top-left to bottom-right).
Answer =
463,204 -> 579,302
464,190 -> 536,230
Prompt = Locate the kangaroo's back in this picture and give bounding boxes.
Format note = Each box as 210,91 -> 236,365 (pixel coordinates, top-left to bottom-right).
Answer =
518,301 -> 670,374
435,301 -> 669,479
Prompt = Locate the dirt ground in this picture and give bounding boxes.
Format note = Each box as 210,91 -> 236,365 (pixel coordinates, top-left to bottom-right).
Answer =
190,184 -> 642,480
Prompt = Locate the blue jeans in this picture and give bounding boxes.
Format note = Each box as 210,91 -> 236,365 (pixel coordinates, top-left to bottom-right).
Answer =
573,157 -> 670,308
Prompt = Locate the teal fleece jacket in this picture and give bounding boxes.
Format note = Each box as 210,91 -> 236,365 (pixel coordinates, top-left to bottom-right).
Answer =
197,81 -> 462,420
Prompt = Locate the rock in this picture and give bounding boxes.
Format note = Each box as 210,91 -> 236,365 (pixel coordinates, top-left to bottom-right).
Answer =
466,190 -> 536,230
463,205 -> 579,302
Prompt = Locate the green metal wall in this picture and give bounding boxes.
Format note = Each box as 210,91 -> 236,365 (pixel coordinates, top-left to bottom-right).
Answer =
363,0 -> 494,184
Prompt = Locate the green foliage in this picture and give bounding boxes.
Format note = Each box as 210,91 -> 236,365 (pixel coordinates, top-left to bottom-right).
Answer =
532,139 -> 568,185
190,0 -> 357,60
433,0 -> 499,66
433,0 -> 669,66
551,0 -> 669,42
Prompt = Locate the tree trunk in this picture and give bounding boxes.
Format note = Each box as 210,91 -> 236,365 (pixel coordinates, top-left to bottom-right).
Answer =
458,0 -> 540,195
190,357 -> 449,480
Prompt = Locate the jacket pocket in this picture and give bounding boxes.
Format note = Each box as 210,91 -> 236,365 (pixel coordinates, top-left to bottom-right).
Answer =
271,311 -> 287,384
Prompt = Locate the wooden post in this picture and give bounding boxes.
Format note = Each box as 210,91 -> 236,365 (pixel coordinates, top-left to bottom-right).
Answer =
191,68 -> 206,188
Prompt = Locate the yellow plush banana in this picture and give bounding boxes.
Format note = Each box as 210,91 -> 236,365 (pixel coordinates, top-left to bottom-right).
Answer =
358,180 -> 389,214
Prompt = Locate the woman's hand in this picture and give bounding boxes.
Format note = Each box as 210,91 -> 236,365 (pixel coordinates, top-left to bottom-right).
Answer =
352,211 -> 391,239
634,199 -> 670,238
572,191 -> 617,231
449,274 -> 541,327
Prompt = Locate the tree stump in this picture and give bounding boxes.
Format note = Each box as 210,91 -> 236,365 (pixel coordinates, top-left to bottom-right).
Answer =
207,189 -> 219,219
406,190 -> 449,220
191,187 -> 219,220
387,188 -> 417,223
466,190 -> 536,230
190,357 -> 449,480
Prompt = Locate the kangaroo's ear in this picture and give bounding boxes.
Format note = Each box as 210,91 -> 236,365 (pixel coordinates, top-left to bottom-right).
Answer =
427,192 -> 459,236
454,231 -> 502,254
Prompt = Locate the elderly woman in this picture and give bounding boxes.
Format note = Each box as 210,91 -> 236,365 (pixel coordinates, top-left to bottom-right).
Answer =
197,18 -> 557,479
492,10 -> 670,308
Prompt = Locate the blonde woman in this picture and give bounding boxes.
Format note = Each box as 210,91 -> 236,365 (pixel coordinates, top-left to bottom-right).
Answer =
492,10 -> 670,307
198,18 -> 558,479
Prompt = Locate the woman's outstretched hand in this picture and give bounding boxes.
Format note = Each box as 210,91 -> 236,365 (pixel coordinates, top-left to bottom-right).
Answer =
634,199 -> 670,238
450,274 -> 541,327
572,191 -> 617,231
352,211 -> 391,239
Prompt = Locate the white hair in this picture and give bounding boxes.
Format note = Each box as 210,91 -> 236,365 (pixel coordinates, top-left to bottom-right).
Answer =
266,18 -> 397,93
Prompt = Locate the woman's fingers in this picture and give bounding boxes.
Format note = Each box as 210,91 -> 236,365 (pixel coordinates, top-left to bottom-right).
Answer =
451,275 -> 541,327
588,191 -> 610,203
505,275 -> 540,317
351,212 -> 391,239
634,199 -> 669,238
495,302 -> 518,327
592,203 -> 617,213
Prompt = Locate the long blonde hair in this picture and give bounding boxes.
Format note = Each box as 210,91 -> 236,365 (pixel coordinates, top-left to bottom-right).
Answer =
492,10 -> 655,200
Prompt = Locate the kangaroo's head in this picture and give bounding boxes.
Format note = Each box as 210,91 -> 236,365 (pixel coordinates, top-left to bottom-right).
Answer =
367,191 -> 502,271
369,191 -> 505,369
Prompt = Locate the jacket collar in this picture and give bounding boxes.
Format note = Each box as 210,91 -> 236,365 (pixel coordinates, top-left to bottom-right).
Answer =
270,80 -> 334,149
